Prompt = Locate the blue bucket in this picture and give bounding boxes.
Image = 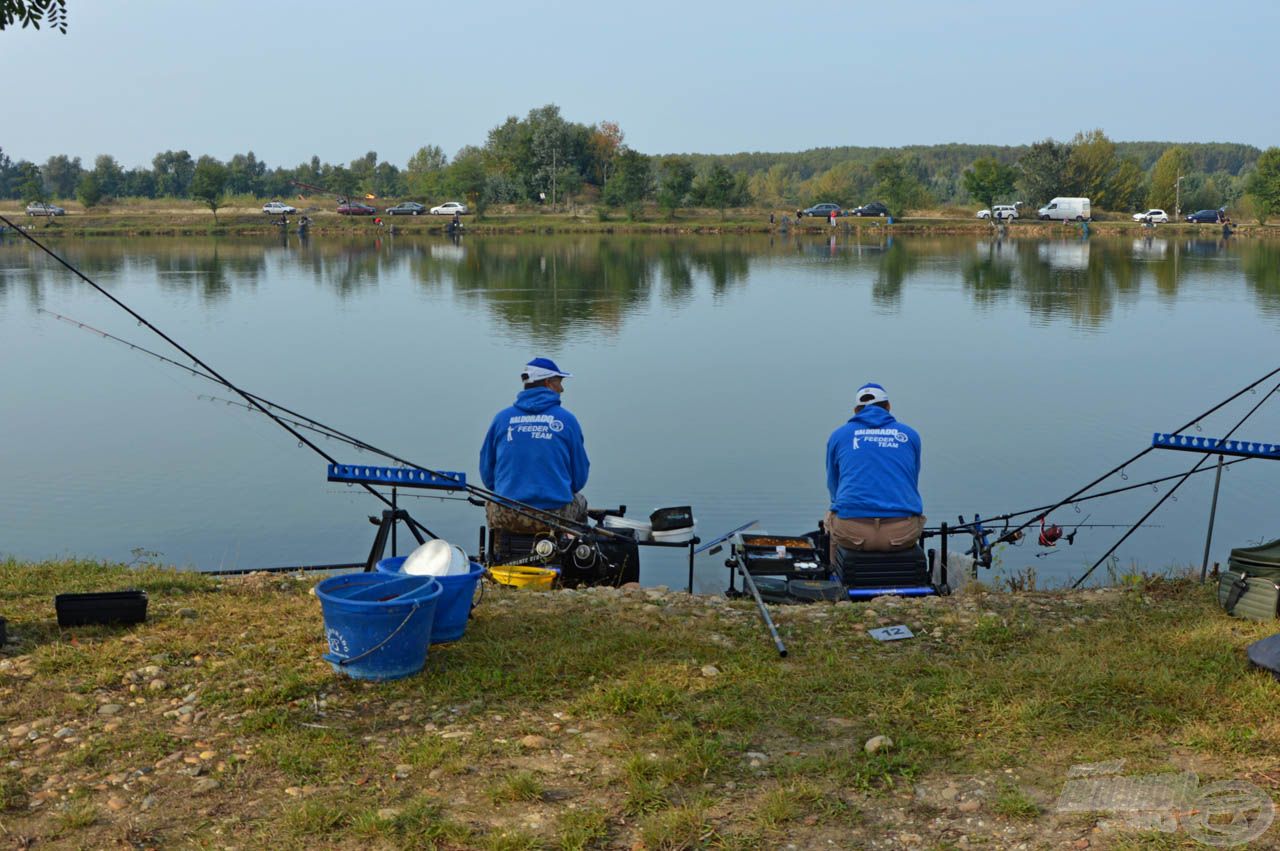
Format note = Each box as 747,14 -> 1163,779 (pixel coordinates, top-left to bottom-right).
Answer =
315,573 -> 442,680
377,556 -> 484,644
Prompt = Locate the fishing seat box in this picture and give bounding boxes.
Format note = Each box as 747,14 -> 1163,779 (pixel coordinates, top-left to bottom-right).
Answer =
834,546 -> 932,591
1218,570 -> 1280,621
54,590 -> 148,627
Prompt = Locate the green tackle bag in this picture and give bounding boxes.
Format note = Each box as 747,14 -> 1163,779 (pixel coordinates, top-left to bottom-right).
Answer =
1218,569 -> 1280,621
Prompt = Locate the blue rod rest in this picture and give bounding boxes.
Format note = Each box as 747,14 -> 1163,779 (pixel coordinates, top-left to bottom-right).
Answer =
1151,433 -> 1280,461
327,463 -> 467,491
847,586 -> 936,599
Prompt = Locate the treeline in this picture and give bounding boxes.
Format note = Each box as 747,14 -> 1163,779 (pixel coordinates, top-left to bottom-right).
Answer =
2,103 -> 1277,221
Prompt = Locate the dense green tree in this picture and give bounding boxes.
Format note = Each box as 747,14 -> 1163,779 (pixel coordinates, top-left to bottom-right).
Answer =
0,0 -> 66,31
41,154 -> 81,198
656,156 -> 695,217
1247,148 -> 1280,224
225,151 -> 266,196
0,147 -> 16,198
152,150 -> 194,197
1109,157 -> 1147,212
749,162 -> 799,207
1148,146 -> 1190,214
90,154 -> 123,198
1017,139 -> 1072,206
406,144 -> 448,199
75,170 -> 102,207
961,157 -> 1017,208
587,121 -> 623,185
17,161 -> 44,204
121,167 -> 155,198
445,146 -> 490,215
872,155 -> 928,215
190,156 -> 228,223
602,148 -> 651,208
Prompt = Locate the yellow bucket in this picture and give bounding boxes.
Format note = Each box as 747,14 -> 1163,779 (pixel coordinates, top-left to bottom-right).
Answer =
487,564 -> 559,591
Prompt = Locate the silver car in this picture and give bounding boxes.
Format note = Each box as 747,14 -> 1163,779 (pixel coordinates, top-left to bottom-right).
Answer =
26,202 -> 66,216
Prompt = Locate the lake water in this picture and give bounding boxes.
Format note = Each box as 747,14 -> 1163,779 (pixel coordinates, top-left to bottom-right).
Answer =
3,231 -> 1279,592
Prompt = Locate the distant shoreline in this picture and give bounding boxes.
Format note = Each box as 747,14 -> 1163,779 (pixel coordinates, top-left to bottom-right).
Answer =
2,203 -> 1272,239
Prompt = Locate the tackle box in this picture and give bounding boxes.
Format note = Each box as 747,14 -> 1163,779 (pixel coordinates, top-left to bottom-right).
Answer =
54,590 -> 149,627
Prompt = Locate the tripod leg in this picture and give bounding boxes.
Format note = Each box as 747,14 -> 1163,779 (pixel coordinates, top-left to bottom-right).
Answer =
365,511 -> 395,572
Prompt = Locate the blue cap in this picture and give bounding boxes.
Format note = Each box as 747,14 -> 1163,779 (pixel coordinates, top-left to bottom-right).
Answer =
521,357 -> 572,383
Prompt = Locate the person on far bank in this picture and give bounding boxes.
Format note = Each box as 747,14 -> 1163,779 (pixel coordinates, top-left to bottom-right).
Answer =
480,358 -> 589,536
825,382 -> 925,560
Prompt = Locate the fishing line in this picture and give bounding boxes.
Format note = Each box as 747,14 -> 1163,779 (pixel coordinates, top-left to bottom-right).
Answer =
1070,381 -> 1280,588
9,220 -> 610,539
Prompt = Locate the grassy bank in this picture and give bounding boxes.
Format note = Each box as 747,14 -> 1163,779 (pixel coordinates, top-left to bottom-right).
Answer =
2,200 -> 1275,239
0,559 -> 1276,849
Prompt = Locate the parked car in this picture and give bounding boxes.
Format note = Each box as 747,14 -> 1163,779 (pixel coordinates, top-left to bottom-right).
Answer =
1133,209 -> 1169,223
977,204 -> 1019,220
853,201 -> 890,217
25,202 -> 66,216
430,201 -> 468,216
337,202 -> 377,216
262,201 -> 297,215
796,203 -> 842,218
1037,197 -> 1091,221
1185,208 -> 1224,224
386,201 -> 427,216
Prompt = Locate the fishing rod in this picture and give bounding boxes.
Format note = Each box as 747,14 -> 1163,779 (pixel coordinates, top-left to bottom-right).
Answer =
942,455 -> 1255,537
990,363 -> 1280,548
1070,379 -> 1280,588
11,219 -> 619,542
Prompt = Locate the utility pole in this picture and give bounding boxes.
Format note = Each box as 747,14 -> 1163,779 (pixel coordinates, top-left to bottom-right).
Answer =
551,148 -> 558,209
1175,174 -> 1183,220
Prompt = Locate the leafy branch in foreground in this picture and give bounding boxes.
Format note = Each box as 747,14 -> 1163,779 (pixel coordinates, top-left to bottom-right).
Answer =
0,0 -> 67,33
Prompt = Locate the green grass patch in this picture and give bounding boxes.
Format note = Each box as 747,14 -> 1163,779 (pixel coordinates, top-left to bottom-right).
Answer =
487,769 -> 546,804
555,805 -> 610,851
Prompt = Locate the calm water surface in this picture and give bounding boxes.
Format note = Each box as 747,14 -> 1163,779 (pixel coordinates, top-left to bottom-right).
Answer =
3,232 -> 1279,591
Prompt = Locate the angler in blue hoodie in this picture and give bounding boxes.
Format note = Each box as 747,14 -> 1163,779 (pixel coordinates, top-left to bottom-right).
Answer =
825,382 -> 925,558
480,358 -> 589,534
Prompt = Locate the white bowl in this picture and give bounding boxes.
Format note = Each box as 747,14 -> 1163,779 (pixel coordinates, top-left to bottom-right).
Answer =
602,514 -> 652,541
650,522 -> 696,544
402,539 -> 465,576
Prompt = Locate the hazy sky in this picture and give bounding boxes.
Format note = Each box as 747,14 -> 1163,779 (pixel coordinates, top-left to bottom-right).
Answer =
2,1 -> 1276,169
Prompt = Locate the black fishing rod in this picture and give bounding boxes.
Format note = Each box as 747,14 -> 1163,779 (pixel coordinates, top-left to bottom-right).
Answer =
1070,380 -> 1280,588
10,219 -> 617,541
991,363 -> 1280,547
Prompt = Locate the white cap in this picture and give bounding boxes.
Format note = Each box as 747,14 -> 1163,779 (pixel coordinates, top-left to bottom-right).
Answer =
521,357 -> 572,384
855,382 -> 889,407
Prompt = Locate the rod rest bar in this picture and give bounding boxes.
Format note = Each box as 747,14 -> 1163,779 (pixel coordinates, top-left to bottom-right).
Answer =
327,463 -> 467,490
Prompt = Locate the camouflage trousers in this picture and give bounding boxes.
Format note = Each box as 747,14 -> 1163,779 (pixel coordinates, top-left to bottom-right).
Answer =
486,493 -> 588,535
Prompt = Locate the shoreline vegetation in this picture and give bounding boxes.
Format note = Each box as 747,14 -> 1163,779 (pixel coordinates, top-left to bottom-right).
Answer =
1,201 -> 1274,239
1,558 -> 1276,849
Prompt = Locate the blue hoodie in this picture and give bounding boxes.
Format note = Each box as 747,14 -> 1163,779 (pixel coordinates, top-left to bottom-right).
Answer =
826,405 -> 923,518
479,387 -> 589,510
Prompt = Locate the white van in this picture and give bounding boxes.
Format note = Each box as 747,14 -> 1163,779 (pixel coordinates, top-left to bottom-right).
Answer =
1038,197 -> 1091,221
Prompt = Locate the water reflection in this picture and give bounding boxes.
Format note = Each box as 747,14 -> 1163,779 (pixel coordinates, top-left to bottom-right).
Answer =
1,234 -> 1278,330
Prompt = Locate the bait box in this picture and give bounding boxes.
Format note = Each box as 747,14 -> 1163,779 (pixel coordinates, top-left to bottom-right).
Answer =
54,591 -> 148,627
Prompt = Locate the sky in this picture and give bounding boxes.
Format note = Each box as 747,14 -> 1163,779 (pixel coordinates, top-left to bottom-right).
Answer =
1,0 -> 1276,170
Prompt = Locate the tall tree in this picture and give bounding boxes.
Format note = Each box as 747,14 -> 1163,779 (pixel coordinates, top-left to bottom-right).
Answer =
656,156 -> 695,218
406,144 -> 448,199
91,154 -> 123,198
587,120 -> 623,186
445,146 -> 490,215
41,154 -> 81,198
75,170 -> 102,208
1247,148 -> 1280,225
602,148 -> 652,209
700,163 -> 738,216
961,157 -> 1017,208
872,155 -> 928,215
1148,146 -> 1190,214
190,156 -> 228,223
152,150 -> 195,197
1017,139 -> 1072,206
16,161 -> 44,204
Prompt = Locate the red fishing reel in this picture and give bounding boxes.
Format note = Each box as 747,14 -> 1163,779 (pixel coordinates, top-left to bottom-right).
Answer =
1038,516 -> 1064,547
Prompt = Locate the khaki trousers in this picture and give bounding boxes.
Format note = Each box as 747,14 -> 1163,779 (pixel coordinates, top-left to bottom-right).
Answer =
825,513 -> 926,562
486,493 -> 588,535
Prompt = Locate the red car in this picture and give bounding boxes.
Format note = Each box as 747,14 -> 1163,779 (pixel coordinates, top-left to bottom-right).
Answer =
337,202 -> 377,216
